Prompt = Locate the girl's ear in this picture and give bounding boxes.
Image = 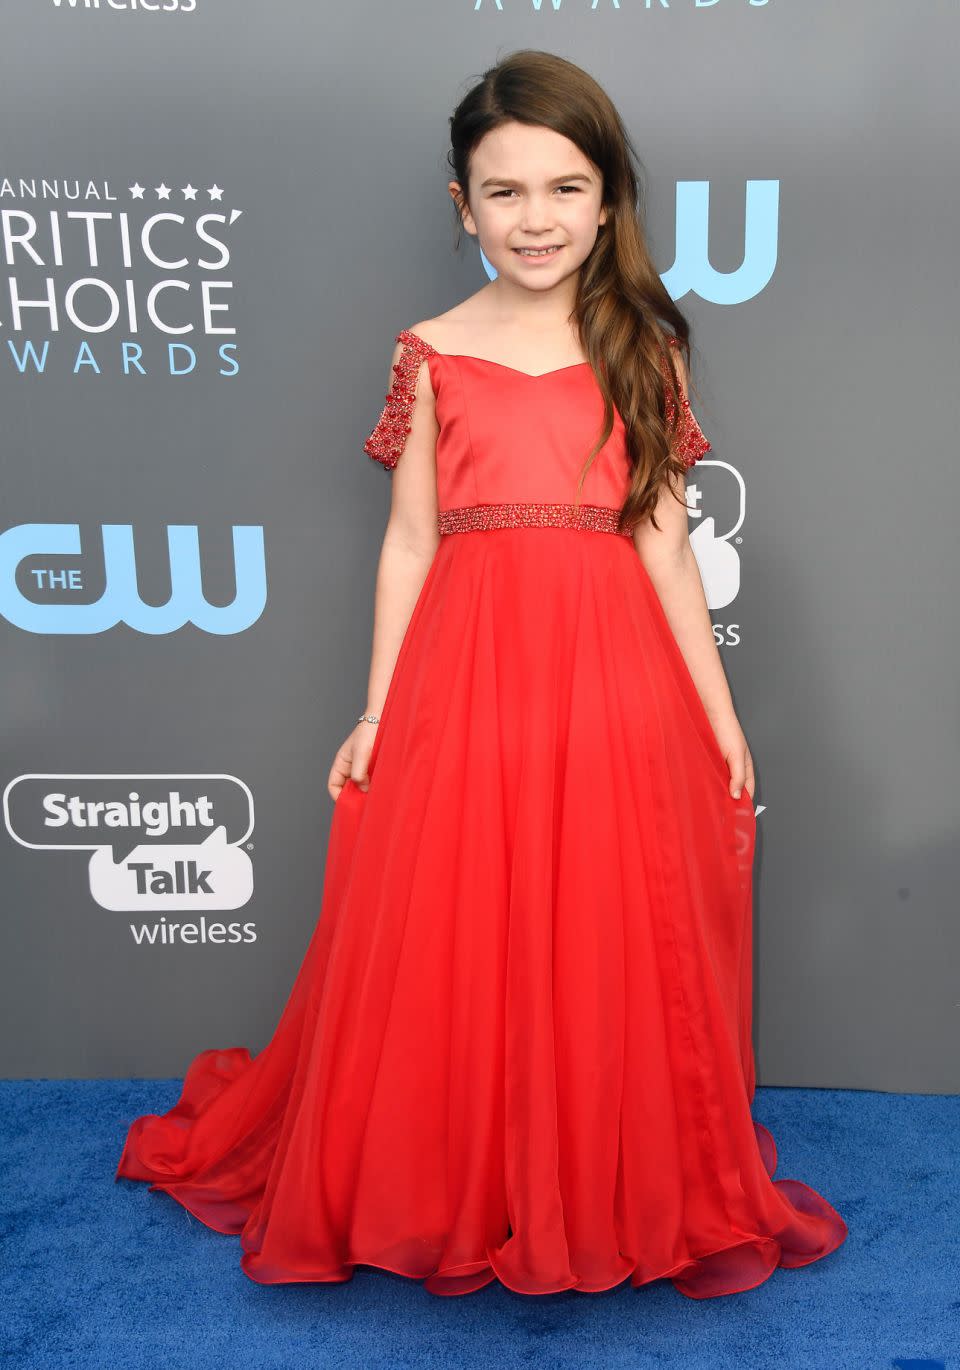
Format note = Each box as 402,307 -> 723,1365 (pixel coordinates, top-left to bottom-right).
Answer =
448,181 -> 476,236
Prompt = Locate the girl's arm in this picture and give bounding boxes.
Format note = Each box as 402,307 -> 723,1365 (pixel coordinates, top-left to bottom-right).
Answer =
363,339 -> 441,718
632,360 -> 754,800
328,340 -> 440,800
633,484 -> 734,726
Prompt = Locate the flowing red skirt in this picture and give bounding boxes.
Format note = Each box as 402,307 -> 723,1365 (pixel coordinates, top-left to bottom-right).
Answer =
115,526 -> 847,1297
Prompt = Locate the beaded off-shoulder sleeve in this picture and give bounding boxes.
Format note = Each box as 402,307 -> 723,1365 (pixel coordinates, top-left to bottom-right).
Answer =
665,336 -> 711,468
363,328 -> 437,470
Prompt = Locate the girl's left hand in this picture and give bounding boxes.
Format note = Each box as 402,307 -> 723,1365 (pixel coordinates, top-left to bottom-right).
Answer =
709,711 -> 756,801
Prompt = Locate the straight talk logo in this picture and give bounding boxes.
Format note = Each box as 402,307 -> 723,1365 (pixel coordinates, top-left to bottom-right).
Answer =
3,773 -> 258,943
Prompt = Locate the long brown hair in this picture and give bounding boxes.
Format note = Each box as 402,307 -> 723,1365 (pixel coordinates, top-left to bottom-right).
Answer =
447,49 -> 704,533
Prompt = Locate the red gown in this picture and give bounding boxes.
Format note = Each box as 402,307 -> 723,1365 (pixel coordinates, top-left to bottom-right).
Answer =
115,327 -> 847,1298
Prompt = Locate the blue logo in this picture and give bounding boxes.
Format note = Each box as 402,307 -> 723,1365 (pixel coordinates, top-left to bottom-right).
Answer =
0,523 -> 266,634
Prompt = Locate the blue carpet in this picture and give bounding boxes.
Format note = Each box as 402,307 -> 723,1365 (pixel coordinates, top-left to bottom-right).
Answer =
0,1081 -> 956,1370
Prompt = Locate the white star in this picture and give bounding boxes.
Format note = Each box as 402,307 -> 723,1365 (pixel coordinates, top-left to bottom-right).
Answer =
207,184 -> 224,201
156,183 -> 171,199
129,182 -> 146,199
182,184 -> 198,200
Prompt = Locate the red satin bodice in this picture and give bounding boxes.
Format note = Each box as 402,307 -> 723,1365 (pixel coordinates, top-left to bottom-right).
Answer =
363,328 -> 711,536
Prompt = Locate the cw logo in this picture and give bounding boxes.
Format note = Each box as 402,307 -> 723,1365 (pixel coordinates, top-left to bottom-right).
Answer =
0,523 -> 266,634
482,180 -> 781,304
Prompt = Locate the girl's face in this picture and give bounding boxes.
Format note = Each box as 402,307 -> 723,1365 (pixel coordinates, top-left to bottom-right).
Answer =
450,121 -> 607,293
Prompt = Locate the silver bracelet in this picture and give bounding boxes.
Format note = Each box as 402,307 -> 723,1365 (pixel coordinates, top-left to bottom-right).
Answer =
357,711 -> 380,726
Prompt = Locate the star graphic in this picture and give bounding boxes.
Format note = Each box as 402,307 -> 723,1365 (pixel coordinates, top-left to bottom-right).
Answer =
207,184 -> 224,201
129,183 -> 145,199
182,184 -> 199,200
156,183 -> 172,199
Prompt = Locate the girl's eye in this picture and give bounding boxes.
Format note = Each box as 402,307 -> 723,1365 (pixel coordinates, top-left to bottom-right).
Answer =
492,186 -> 581,198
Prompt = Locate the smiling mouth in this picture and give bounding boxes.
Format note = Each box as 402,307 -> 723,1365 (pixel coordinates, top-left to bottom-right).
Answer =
513,245 -> 563,257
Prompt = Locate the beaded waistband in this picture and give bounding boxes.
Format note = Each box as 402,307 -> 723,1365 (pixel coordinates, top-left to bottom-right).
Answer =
437,502 -> 632,537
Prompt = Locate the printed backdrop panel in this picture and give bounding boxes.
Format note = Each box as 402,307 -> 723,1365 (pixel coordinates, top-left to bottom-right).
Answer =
1,0 -> 957,1087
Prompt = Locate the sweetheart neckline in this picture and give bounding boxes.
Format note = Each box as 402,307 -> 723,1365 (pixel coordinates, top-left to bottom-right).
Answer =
398,328 -> 592,381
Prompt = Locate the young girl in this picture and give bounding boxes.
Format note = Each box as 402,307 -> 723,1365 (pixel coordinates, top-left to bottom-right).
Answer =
115,49 -> 847,1299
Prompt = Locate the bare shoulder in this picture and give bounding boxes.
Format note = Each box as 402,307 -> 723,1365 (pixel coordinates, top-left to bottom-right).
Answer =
405,317 -> 446,351
408,287 -> 496,353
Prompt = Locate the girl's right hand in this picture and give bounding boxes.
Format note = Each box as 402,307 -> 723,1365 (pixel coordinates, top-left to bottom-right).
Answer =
327,723 -> 377,802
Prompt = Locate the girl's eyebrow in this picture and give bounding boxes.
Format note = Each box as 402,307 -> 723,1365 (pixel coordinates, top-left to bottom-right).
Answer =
479,172 -> 593,189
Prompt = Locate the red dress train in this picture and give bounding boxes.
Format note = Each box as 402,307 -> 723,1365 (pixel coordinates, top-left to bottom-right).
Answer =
115,328 -> 847,1297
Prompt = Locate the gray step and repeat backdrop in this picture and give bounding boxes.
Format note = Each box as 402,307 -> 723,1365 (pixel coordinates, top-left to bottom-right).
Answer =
1,1 -> 956,1089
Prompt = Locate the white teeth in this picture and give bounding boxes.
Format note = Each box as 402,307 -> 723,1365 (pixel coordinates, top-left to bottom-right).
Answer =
517,246 -> 560,257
